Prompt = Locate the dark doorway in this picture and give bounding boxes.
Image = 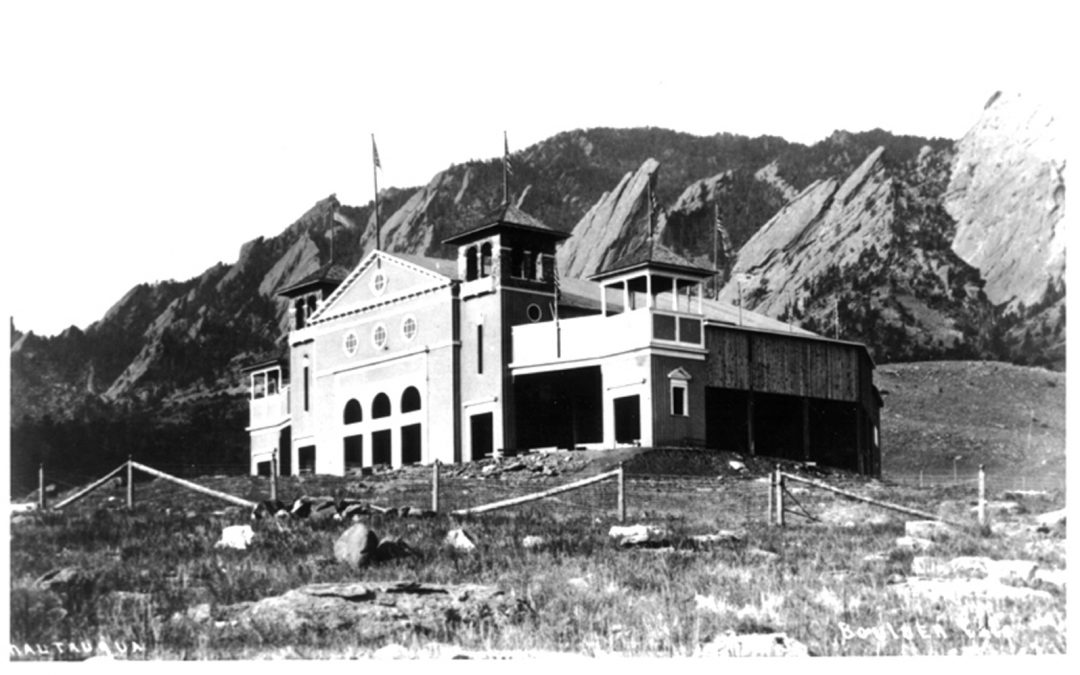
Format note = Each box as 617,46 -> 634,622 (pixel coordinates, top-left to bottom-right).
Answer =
705,387 -> 750,452
298,445 -> 316,474
401,423 -> 422,464
344,434 -> 363,470
753,392 -> 804,460
278,427 -> 292,476
256,461 -> 271,477
372,429 -> 392,466
613,395 -> 641,444
809,399 -> 859,471
514,367 -> 603,450
470,413 -> 493,460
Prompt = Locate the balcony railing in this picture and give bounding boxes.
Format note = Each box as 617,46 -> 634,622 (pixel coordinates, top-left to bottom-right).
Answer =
511,310 -> 703,368
249,386 -> 290,429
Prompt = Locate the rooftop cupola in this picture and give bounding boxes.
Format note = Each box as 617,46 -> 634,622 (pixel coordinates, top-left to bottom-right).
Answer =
277,262 -> 351,330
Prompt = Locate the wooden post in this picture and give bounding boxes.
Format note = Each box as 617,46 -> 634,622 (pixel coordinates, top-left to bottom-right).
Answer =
767,465 -> 774,524
431,460 -> 440,513
776,465 -> 785,527
617,462 -> 626,523
270,449 -> 278,502
38,463 -> 46,510
801,398 -> 811,461
126,456 -> 134,510
978,464 -> 986,527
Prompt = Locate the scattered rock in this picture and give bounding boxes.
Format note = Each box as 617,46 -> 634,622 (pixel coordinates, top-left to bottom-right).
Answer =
374,537 -> 415,562
698,631 -> 810,657
890,578 -> 1054,604
308,500 -> 338,522
373,643 -> 410,659
745,547 -> 780,562
1002,490 -> 1051,501
728,461 -> 746,472
445,528 -> 477,551
690,531 -> 742,546
334,523 -> 380,568
972,501 -> 1021,517
215,525 -> 255,550
608,524 -> 670,547
862,552 -> 888,564
1033,568 -> 1067,591
1034,508 -> 1066,531
521,535 -> 546,549
252,499 -> 286,520
217,581 -> 525,639
904,520 -> 953,540
35,567 -> 93,594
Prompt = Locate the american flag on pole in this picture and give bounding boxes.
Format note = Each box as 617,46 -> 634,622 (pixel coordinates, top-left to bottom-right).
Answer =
372,135 -> 381,170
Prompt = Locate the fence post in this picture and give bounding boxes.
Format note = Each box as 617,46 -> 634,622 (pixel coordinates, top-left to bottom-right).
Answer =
617,462 -> 626,523
270,449 -> 278,502
38,463 -> 46,510
431,460 -> 440,513
126,456 -> 134,510
978,464 -> 986,527
776,465 -> 785,527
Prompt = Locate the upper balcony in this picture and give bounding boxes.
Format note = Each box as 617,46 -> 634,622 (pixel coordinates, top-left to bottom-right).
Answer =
249,386 -> 290,430
511,308 -> 704,370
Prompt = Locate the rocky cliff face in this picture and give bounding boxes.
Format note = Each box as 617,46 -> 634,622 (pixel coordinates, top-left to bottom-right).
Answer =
945,92 -> 1065,310
9,107 -> 1062,438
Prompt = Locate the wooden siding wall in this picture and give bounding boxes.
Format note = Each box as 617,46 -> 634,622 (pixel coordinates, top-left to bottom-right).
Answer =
705,327 -> 865,403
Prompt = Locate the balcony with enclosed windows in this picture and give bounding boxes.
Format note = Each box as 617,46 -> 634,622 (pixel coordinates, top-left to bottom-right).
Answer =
247,367 -> 290,430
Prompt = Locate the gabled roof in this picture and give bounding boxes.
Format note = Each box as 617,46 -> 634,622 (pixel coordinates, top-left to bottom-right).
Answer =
306,249 -> 454,325
590,240 -> 715,281
276,263 -> 351,298
442,202 -> 570,245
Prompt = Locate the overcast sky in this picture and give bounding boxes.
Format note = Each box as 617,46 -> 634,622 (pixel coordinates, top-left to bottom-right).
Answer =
0,0 -> 1069,337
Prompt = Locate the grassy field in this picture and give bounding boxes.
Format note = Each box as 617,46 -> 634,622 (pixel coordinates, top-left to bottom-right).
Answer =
8,360 -> 1068,659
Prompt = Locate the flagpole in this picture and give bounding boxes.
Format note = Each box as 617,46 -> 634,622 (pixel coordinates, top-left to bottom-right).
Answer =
503,131 -> 510,206
713,203 -> 720,298
372,134 -> 381,252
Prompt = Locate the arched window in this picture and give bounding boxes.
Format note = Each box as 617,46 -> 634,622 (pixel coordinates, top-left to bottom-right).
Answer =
343,399 -> 362,424
480,242 -> 492,277
306,295 -> 317,318
523,251 -> 536,280
465,246 -> 478,281
372,393 -> 391,419
401,386 -> 422,413
294,298 -> 306,329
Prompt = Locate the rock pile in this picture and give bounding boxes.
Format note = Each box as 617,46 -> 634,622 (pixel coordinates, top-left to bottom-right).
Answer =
251,497 -> 436,522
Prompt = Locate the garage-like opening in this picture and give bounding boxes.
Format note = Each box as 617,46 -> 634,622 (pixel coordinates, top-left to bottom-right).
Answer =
298,445 -> 316,475
809,399 -> 859,472
514,366 -> 602,450
753,392 -> 804,460
614,395 -> 641,444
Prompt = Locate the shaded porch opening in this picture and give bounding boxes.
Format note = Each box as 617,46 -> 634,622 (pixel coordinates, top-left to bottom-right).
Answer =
298,445 -> 316,475
704,387 -> 861,472
401,423 -> 422,465
278,426 -> 292,476
514,366 -> 602,450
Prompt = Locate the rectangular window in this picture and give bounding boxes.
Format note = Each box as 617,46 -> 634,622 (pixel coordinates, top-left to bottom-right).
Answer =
477,325 -> 484,374
303,366 -> 310,411
671,381 -> 688,416
252,372 -> 266,400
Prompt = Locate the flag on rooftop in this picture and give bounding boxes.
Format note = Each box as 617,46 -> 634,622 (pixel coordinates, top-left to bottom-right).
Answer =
372,134 -> 381,170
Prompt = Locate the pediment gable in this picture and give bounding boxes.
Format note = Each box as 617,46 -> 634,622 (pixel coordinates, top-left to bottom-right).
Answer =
308,251 -> 452,324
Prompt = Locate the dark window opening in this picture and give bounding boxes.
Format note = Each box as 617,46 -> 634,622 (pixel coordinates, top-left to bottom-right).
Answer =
372,429 -> 392,465
303,366 -> 310,411
344,434 -> 363,469
480,242 -> 492,277
401,386 -> 421,413
294,299 -> 306,329
401,423 -> 422,464
477,325 -> 484,374
298,445 -> 316,474
465,246 -> 478,281
672,383 -> 687,416
470,413 -> 493,461
343,399 -> 362,424
372,393 -> 391,419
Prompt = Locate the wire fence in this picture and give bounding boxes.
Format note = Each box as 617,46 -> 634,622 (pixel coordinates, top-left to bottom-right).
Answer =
885,471 -> 1066,495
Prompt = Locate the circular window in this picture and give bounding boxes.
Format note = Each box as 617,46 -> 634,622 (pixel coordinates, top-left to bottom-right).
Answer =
526,303 -> 543,322
343,330 -> 359,356
401,315 -> 418,341
370,271 -> 388,295
372,323 -> 388,350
